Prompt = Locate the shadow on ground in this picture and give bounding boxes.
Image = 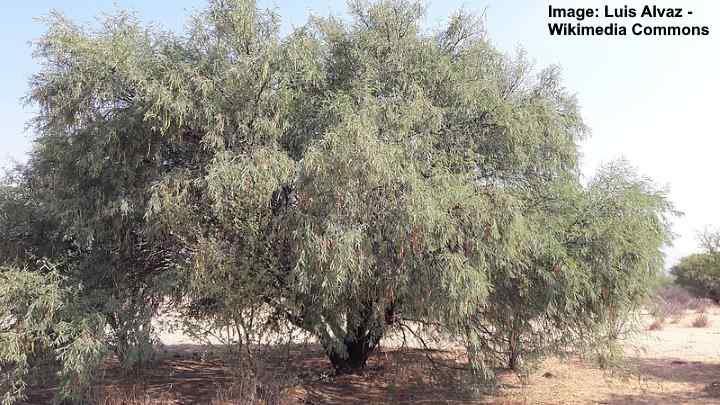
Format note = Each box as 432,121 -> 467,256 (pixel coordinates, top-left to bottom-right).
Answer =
600,391 -> 716,405
595,356 -> 720,405
286,347 -> 484,404
625,356 -> 720,385
24,349 -> 720,404
24,344 -> 488,405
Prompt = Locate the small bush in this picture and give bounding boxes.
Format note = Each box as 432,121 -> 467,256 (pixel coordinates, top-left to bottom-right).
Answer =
651,286 -> 694,321
647,319 -> 664,331
692,314 -> 710,328
658,286 -> 693,307
93,386 -> 177,405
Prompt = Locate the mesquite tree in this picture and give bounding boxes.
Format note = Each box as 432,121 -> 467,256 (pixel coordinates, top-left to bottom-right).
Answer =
141,0 -> 554,372
0,0 -> 676,402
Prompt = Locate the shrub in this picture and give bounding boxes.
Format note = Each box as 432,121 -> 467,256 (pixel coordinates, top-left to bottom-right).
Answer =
211,372 -> 282,405
650,285 -> 694,321
647,318 -> 664,331
463,161 -> 674,377
657,285 -> 694,307
0,265 -> 107,405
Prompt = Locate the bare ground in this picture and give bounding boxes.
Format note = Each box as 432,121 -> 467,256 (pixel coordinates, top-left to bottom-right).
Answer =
23,307 -> 720,404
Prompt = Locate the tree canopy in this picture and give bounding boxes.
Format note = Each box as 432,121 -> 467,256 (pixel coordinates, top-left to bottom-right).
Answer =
0,0 -> 675,403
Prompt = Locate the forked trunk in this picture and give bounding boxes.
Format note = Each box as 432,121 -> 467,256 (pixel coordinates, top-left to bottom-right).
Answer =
507,322 -> 522,370
328,333 -> 378,374
326,305 -> 384,374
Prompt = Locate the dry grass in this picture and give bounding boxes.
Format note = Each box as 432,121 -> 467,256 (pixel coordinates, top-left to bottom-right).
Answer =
93,386 -> 177,405
24,305 -> 720,405
210,366 -> 284,405
692,314 -> 710,328
648,318 -> 665,330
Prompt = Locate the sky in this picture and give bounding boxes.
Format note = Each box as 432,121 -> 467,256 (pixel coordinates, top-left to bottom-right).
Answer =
1,0 -> 718,267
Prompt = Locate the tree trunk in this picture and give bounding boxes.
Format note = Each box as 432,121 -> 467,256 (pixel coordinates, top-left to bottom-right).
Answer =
508,347 -> 521,370
328,332 -> 379,374
327,303 -> 383,374
507,325 -> 521,370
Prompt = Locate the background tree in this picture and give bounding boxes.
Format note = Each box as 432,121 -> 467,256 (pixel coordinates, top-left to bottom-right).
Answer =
672,229 -> 720,302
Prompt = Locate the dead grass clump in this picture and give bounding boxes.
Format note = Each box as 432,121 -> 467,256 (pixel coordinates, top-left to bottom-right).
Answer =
647,318 -> 664,331
212,378 -> 282,405
211,356 -> 283,405
692,314 -> 710,328
93,385 -> 177,405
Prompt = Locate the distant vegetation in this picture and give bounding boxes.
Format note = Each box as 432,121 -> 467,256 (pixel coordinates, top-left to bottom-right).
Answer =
645,229 -> 720,331
0,0 -> 676,403
672,229 -> 720,303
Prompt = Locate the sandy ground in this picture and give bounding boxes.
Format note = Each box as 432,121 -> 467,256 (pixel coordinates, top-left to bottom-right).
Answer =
491,307 -> 720,404
632,312 -> 720,362
24,307 -> 720,404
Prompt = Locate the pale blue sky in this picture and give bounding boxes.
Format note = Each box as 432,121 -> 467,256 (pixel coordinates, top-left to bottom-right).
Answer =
2,0 -> 718,266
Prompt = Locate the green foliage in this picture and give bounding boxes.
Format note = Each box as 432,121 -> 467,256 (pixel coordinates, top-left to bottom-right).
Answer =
672,230 -> 720,302
0,263 -> 106,405
0,0 -> 678,401
574,161 -> 675,363
461,160 -> 675,377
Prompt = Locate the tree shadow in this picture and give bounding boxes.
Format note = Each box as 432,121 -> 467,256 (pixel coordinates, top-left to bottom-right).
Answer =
596,356 -> 720,404
24,344 -> 236,405
23,343 -> 488,404
299,348 -> 486,404
600,390 -> 717,405
624,356 -> 720,385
